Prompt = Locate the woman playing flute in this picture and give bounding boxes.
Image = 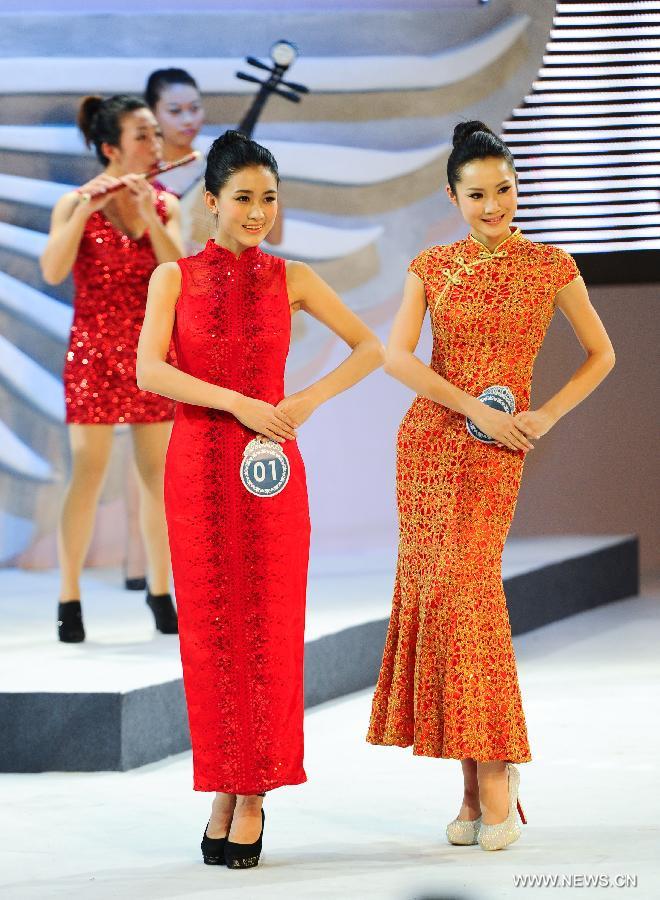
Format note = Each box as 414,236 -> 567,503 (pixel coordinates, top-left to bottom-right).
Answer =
40,93 -> 184,642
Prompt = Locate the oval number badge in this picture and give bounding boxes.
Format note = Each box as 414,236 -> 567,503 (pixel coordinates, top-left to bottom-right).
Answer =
240,438 -> 290,497
466,385 -> 516,444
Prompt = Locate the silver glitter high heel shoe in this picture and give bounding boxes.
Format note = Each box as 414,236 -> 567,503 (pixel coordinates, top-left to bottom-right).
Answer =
478,763 -> 527,851
446,815 -> 482,845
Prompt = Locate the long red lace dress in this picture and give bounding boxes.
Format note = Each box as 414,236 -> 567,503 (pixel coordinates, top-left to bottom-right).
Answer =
367,228 -> 579,762
64,192 -> 175,424
165,240 -> 310,793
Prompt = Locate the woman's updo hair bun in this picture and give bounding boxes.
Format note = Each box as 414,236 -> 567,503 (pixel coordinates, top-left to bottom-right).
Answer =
76,95 -> 104,146
76,93 -> 148,165
452,119 -> 496,148
214,129 -> 249,151
205,130 -> 279,196
447,119 -> 516,193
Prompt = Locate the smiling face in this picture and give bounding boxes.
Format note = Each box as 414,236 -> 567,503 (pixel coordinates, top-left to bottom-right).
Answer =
102,107 -> 163,174
205,165 -> 279,255
153,83 -> 205,155
446,156 -> 517,249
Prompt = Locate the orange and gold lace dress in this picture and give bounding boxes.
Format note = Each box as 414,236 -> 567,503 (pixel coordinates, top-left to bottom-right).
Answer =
367,228 -> 579,762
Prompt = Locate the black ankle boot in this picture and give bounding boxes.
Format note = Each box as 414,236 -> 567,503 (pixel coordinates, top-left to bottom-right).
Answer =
57,601 -> 85,643
225,808 -> 265,870
146,590 -> 178,634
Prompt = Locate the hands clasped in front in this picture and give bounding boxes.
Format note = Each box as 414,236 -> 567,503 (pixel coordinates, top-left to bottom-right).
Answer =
233,391 -> 317,444
468,405 -> 555,453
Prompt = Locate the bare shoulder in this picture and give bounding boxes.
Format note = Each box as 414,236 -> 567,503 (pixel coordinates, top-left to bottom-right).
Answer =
285,259 -> 316,307
285,259 -> 313,285
149,260 -> 182,297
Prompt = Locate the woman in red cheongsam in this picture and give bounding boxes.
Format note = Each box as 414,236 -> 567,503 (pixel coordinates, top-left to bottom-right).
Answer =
138,131 -> 383,868
40,94 -> 183,643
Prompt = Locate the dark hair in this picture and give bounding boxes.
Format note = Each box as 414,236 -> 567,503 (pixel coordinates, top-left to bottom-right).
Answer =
145,67 -> 200,109
205,130 -> 280,196
77,94 -> 148,165
446,120 -> 516,193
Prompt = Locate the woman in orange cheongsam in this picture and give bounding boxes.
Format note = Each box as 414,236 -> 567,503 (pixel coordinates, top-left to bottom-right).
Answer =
367,121 -> 615,851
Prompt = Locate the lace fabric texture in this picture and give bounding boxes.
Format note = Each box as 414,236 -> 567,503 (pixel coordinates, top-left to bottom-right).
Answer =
367,229 -> 579,762
165,241 -> 310,794
64,193 -> 176,424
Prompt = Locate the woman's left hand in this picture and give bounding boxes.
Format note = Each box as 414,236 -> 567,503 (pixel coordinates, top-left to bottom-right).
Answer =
275,390 -> 318,429
513,409 -> 556,440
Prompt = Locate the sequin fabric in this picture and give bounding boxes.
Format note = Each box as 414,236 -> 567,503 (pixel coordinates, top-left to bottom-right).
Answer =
367,229 -> 579,762
64,193 -> 176,424
165,240 -> 310,794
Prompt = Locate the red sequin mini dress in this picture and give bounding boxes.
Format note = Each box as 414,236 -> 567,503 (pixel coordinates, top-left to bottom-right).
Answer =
64,193 -> 176,424
367,229 -> 579,762
165,240 -> 311,794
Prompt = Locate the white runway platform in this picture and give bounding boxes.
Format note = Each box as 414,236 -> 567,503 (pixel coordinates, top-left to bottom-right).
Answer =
1,579 -> 658,900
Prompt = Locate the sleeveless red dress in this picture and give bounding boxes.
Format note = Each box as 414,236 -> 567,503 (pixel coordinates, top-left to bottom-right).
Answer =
165,240 -> 310,794
64,193 -> 176,424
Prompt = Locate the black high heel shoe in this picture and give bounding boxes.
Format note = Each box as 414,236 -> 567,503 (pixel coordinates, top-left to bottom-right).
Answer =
225,809 -> 265,869
225,795 -> 266,870
124,573 -> 147,591
57,601 -> 85,643
146,589 -> 178,634
201,821 -> 227,866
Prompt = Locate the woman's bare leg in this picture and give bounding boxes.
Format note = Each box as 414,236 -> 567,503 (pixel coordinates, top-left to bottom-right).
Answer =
58,424 -> 114,601
477,760 -> 509,824
457,758 -> 481,821
124,452 -> 147,582
207,792 -> 237,839
131,422 -> 172,595
228,794 -> 264,843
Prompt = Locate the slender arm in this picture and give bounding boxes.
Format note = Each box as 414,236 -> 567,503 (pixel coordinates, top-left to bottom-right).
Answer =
385,272 -> 535,451
40,194 -> 94,285
538,276 -> 615,424
137,263 -> 239,411
142,192 -> 184,263
385,272 -> 484,419
285,262 -> 384,411
138,262 -> 298,443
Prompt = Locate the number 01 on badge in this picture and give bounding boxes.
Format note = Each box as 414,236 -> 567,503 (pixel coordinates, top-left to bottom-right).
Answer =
240,438 -> 291,497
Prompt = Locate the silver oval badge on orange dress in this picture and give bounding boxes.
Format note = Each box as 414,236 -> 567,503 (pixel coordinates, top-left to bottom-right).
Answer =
240,438 -> 290,497
466,385 -> 516,444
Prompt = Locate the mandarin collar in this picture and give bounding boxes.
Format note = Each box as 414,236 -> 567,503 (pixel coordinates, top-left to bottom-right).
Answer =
466,226 -> 522,257
204,240 -> 262,263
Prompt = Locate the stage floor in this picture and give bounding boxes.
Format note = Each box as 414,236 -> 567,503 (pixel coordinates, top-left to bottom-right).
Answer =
0,535 -> 631,694
0,578 -> 657,900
